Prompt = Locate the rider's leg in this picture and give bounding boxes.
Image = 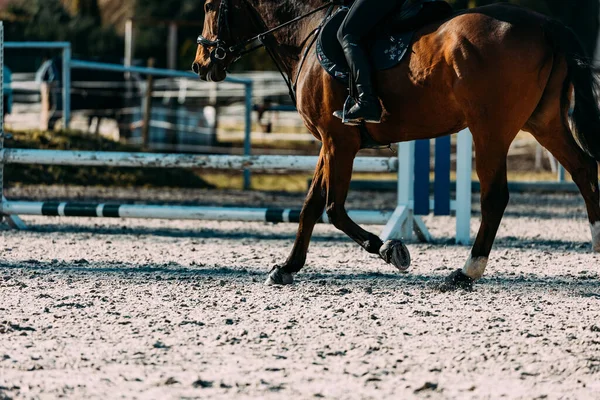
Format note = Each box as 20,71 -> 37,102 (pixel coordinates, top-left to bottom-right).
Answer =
336,35 -> 383,123
334,0 -> 405,124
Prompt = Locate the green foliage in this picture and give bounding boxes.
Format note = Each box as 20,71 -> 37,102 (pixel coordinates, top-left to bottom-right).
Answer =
3,0 -> 122,60
133,0 -> 274,70
2,0 -> 596,74
5,130 -> 214,188
133,0 -> 205,69
75,0 -> 102,24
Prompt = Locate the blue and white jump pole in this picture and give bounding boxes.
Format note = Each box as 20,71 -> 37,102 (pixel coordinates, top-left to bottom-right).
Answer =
0,146 -> 471,242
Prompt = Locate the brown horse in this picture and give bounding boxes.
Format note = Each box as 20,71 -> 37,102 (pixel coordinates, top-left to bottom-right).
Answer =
193,0 -> 600,290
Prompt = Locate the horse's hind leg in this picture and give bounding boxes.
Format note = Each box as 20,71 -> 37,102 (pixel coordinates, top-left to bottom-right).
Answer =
265,148 -> 328,285
442,129 -> 516,291
523,52 -> 600,252
529,120 -> 600,251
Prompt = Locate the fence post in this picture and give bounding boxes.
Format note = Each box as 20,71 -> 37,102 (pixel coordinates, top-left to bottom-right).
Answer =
398,141 -> 415,239
413,140 -> 430,216
434,136 -> 451,216
243,82 -> 253,190
1,22 -> 4,205
62,45 -> 71,129
0,23 -> 24,229
125,20 -> 134,75
167,22 -> 178,70
455,128 -> 472,245
142,58 -> 155,149
557,165 -> 566,182
124,19 -> 135,128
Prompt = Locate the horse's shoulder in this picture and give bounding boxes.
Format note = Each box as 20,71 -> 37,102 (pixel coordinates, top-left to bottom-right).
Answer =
296,55 -> 343,115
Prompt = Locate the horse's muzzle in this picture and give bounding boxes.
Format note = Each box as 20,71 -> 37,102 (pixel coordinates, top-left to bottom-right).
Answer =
192,62 -> 201,75
192,62 -> 227,82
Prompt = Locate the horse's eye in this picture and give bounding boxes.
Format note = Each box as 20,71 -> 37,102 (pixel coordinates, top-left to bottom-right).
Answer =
205,2 -> 215,12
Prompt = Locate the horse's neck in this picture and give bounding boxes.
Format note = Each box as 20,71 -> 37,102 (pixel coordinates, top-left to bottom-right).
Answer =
247,0 -> 325,76
250,0 -> 320,27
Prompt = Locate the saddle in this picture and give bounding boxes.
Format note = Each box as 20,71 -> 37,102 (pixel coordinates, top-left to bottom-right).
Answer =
316,0 -> 454,83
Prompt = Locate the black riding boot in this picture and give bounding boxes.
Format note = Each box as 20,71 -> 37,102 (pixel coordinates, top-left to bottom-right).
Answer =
334,35 -> 383,125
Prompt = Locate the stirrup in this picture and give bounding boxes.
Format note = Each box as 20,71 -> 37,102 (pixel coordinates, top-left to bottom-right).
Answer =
333,96 -> 361,126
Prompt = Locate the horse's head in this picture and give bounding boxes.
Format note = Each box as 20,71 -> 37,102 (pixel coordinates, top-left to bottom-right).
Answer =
193,0 -> 328,81
193,0 -> 254,82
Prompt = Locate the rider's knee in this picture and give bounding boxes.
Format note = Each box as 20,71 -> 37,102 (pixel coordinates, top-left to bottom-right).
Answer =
337,25 -> 346,45
337,21 -> 361,45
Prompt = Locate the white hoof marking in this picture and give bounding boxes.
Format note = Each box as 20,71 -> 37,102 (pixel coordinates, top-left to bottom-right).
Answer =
461,256 -> 488,281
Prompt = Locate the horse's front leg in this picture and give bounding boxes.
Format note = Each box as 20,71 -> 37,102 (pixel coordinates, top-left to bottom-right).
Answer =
324,139 -> 411,271
265,149 -> 327,285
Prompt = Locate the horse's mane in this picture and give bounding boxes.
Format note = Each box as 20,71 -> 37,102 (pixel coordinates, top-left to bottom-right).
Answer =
245,0 -> 325,40
249,0 -> 323,20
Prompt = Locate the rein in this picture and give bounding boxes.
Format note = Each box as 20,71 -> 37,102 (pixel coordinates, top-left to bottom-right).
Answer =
197,0 -> 342,104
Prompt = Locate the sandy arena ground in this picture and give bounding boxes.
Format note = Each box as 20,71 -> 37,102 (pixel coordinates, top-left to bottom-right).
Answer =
1,188 -> 599,399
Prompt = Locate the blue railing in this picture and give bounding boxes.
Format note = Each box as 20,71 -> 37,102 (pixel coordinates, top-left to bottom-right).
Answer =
69,59 -> 251,85
4,42 -> 255,188
5,42 -> 71,125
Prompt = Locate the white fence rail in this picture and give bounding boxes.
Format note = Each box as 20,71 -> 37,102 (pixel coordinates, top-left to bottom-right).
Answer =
0,149 -> 398,172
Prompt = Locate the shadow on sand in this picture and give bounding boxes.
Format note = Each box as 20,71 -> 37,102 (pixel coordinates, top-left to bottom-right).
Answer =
4,223 -> 348,243
2,223 -> 595,252
1,260 -> 598,295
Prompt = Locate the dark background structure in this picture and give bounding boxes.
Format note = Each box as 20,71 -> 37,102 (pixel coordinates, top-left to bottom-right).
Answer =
448,0 -> 600,58
0,0 -> 598,70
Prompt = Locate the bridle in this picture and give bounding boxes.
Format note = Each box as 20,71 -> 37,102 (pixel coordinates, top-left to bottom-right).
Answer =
197,0 -> 234,64
197,0 -> 342,102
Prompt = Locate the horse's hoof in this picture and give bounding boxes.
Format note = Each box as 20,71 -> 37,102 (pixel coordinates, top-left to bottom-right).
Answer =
379,240 -> 411,271
438,269 -> 474,292
264,267 -> 294,286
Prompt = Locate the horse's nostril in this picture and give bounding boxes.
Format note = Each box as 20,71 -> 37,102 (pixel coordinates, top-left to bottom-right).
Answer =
192,62 -> 200,75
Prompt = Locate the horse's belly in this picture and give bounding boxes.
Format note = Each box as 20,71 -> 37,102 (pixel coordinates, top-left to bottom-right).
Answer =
372,105 -> 466,143
370,66 -> 465,143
